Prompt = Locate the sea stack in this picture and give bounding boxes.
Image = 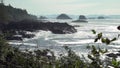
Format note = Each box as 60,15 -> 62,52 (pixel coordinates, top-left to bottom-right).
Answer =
39,16 -> 47,19
73,15 -> 88,22
56,14 -> 72,19
98,16 -> 105,19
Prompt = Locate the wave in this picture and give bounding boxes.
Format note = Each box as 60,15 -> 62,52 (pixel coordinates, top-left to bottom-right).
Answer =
8,42 -> 37,47
8,19 -> 120,58
54,39 -> 94,45
23,30 -> 52,41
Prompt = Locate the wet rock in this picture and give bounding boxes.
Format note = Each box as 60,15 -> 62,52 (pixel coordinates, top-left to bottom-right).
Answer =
106,53 -> 117,58
48,22 -> 77,34
117,26 -> 120,30
5,20 -> 77,34
116,53 -> 120,56
22,33 -> 35,38
5,35 -> 23,41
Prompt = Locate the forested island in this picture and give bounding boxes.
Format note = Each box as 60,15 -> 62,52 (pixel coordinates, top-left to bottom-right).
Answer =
56,14 -> 72,19
0,4 -> 37,23
73,15 -> 88,22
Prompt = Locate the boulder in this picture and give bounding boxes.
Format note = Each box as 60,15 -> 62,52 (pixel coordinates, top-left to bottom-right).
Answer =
117,26 -> 120,30
56,14 -> 72,19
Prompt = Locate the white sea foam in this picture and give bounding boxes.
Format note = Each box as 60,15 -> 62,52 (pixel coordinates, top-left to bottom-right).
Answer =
9,19 -> 120,60
109,45 -> 120,48
54,39 -> 94,45
24,30 -> 52,41
8,42 -> 37,47
112,39 -> 120,44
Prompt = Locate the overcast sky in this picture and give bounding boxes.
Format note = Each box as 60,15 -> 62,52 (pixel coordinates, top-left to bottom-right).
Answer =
5,0 -> 120,15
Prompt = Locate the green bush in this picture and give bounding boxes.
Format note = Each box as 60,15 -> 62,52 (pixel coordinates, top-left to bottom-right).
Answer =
0,31 -> 120,68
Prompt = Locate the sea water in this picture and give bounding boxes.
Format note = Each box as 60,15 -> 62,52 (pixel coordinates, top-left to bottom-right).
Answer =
10,19 -> 120,57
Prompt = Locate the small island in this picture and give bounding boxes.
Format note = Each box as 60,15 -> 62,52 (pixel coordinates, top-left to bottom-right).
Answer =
39,16 -> 47,19
98,16 -> 105,19
56,14 -> 72,19
72,15 -> 88,22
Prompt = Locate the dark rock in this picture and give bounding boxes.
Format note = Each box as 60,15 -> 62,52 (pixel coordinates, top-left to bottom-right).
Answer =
118,51 -> 120,53
18,31 -> 35,38
56,14 -> 72,19
116,53 -> 120,56
117,26 -> 120,30
39,16 -> 48,22
98,16 -> 105,19
73,25 -> 80,27
39,16 -> 47,19
73,20 -> 88,22
0,22 -> 6,31
5,35 -> 23,41
48,22 -> 77,34
21,33 -> 35,38
51,29 -> 64,34
3,20 -> 77,34
4,30 -> 35,40
79,15 -> 87,20
106,53 -> 117,58
73,15 -> 88,22
88,17 -> 96,19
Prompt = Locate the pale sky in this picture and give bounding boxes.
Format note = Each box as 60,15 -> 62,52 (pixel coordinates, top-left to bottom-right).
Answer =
5,0 -> 120,15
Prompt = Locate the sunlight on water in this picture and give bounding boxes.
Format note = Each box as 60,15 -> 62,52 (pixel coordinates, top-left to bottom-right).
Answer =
11,19 -> 120,56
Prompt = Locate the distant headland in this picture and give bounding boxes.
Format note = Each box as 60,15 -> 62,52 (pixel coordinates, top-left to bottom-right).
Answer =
0,4 -> 37,23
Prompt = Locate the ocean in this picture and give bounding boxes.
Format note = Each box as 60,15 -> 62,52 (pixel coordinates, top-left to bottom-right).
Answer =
9,19 -> 120,57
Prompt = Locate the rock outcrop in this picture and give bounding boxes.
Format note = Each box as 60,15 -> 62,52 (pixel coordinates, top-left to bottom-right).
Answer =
106,51 -> 120,58
2,20 -> 77,40
3,20 -> 77,34
56,14 -> 72,19
117,26 -> 120,30
73,15 -> 88,22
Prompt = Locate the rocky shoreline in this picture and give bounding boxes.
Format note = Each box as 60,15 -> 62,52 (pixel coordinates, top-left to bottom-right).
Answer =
0,20 -> 77,40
